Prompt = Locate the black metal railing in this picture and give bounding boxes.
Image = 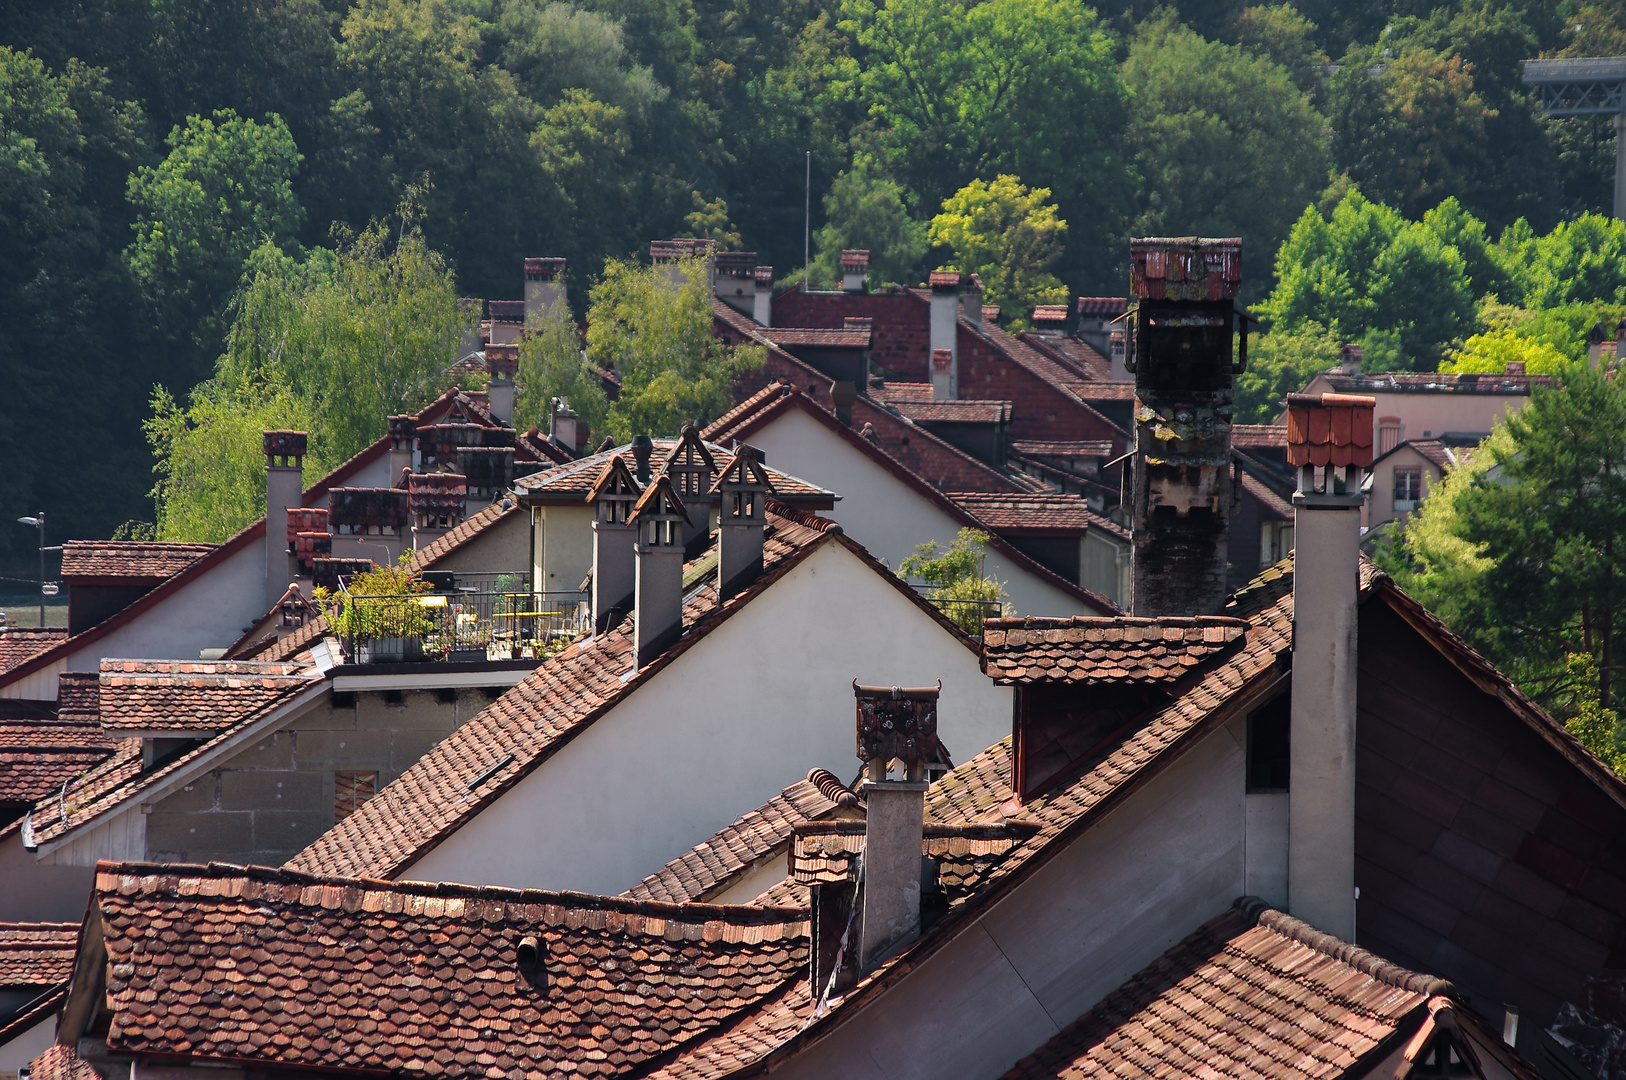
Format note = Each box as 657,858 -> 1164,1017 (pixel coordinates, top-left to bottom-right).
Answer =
336,574 -> 588,663
907,584 -> 1006,633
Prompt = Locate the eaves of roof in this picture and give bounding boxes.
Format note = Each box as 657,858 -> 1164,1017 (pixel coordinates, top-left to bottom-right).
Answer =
697,387 -> 1116,614
0,982 -> 67,1049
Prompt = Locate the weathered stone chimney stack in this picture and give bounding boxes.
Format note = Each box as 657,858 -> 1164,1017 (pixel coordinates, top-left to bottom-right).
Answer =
753,266 -> 773,326
1125,237 -> 1245,617
929,271 -> 961,400
713,447 -> 773,604
587,456 -> 641,633
1285,391 -> 1374,942
263,431 -> 306,612
854,682 -> 938,969
841,250 -> 869,292
486,342 -> 517,427
523,258 -> 566,323
630,474 -> 690,667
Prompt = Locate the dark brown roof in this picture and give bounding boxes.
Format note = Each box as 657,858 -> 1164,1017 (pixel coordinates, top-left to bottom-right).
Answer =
95,659 -> 315,733
1231,424 -> 1288,450
885,398 -> 1012,424
950,493 -> 1099,534
67,861 -> 806,1080
1009,440 -> 1114,459
58,541 -> 216,583
0,628 -> 67,675
624,769 -> 861,905
1317,371 -> 1553,395
0,721 -> 121,808
982,617 -> 1249,685
759,327 -> 872,349
285,506 -> 973,880
0,922 -> 78,987
999,898 -> 1448,1080
27,1040 -> 99,1080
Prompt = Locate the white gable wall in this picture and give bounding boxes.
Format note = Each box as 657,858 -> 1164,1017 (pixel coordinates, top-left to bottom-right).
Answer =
426,512 -> 530,577
769,717 -> 1256,1080
1,539 -> 266,699
741,409 -> 1085,617
406,541 -> 1014,895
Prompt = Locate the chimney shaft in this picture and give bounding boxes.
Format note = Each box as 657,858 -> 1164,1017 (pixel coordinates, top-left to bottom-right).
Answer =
457,299 -> 483,362
1126,237 -> 1243,617
853,682 -> 939,970
650,239 -> 715,291
263,431 -> 307,613
549,398 -> 581,455
714,447 -> 773,604
588,456 -> 641,633
841,249 -> 870,293
929,272 -> 961,400
753,266 -> 773,327
960,274 -> 983,326
664,426 -> 717,554
387,415 -> 416,481
1285,391 -> 1374,942
486,342 -> 517,427
524,258 -> 566,324
631,475 -> 689,667
713,252 -> 758,316
830,381 -> 856,427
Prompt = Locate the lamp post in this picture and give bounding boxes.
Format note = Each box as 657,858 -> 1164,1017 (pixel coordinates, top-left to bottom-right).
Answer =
16,513 -> 44,628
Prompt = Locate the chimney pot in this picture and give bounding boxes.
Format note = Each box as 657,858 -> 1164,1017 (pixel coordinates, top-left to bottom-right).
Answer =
631,435 -> 654,485
830,381 -> 857,427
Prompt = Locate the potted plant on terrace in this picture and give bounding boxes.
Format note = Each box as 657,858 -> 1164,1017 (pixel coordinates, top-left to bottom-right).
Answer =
318,556 -> 438,664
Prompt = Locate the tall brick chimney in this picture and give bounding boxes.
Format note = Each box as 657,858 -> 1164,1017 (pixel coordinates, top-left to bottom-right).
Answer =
586,456 -> 641,633
929,271 -> 961,400
524,258 -> 566,324
1125,237 -> 1245,617
262,431 -> 306,612
1285,391 -> 1374,942
753,266 -> 774,326
630,474 -> 690,667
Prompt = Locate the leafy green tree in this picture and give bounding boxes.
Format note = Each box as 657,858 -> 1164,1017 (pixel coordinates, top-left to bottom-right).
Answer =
1261,187 -> 1475,368
1499,213 -> 1626,309
514,298 -> 610,438
929,175 -> 1067,322
125,108 -> 304,384
1229,4 -> 1328,93
809,160 -> 928,288
146,380 -> 323,543
495,1 -> 666,119
1422,197 -> 1512,303
1233,322 -> 1342,422
1386,367 -> 1626,734
584,256 -> 765,441
897,528 -> 1011,634
0,48 -> 151,563
1439,329 -> 1570,375
839,0 -> 1131,291
1123,15 -> 1329,300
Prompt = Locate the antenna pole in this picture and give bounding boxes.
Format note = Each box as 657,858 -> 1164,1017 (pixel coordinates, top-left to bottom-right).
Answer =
804,152 -> 811,292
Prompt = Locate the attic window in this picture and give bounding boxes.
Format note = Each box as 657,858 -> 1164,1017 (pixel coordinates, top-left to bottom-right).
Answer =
335,771 -> 377,820
1246,694 -> 1290,793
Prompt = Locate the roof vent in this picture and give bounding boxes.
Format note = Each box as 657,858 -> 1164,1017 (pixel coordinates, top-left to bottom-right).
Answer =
516,935 -> 548,991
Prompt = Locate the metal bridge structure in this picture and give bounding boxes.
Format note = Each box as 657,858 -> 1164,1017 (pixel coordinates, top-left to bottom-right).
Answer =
1522,57 -> 1626,218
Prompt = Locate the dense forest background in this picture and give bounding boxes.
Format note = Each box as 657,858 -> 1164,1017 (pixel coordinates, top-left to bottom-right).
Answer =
2,0 -> 1624,570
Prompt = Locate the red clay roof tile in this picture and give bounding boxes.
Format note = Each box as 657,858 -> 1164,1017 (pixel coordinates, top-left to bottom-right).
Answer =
59,542 -> 216,583
95,659 -> 314,733
0,922 -> 78,987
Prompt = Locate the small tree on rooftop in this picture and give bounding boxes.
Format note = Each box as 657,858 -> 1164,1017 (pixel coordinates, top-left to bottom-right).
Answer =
897,528 -> 1012,635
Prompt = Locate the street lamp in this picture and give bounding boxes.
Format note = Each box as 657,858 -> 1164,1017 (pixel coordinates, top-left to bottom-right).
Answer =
17,513 -> 44,628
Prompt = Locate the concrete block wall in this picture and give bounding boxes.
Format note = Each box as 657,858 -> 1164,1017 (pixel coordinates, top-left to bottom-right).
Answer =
145,688 -> 495,866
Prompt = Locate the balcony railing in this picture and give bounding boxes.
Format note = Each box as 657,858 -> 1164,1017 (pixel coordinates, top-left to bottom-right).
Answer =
908,584 -> 1006,633
335,573 -> 588,664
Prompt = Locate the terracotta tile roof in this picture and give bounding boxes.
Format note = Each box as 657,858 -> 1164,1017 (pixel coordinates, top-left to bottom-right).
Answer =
232,615 -> 330,663
513,438 -> 834,506
56,672 -> 100,723
95,659 -> 315,733
1374,437 -> 1457,473
1068,381 -> 1136,401
0,628 -> 67,675
27,1040 -> 100,1080
0,922 -> 78,987
847,395 -> 1037,492
1317,371 -> 1553,395
1019,333 -> 1114,383
58,541 -> 216,583
869,381 -> 934,403
286,506 -> 951,880
999,897 -> 1447,1080
69,861 -> 806,1080
787,821 -> 1034,896
759,327 -> 872,349
1231,424 -> 1287,450
949,493 -> 1099,533
982,616 -> 1249,685
1076,297 -> 1128,317
624,769 -> 862,905
1009,440 -> 1114,459
0,721 -> 121,808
